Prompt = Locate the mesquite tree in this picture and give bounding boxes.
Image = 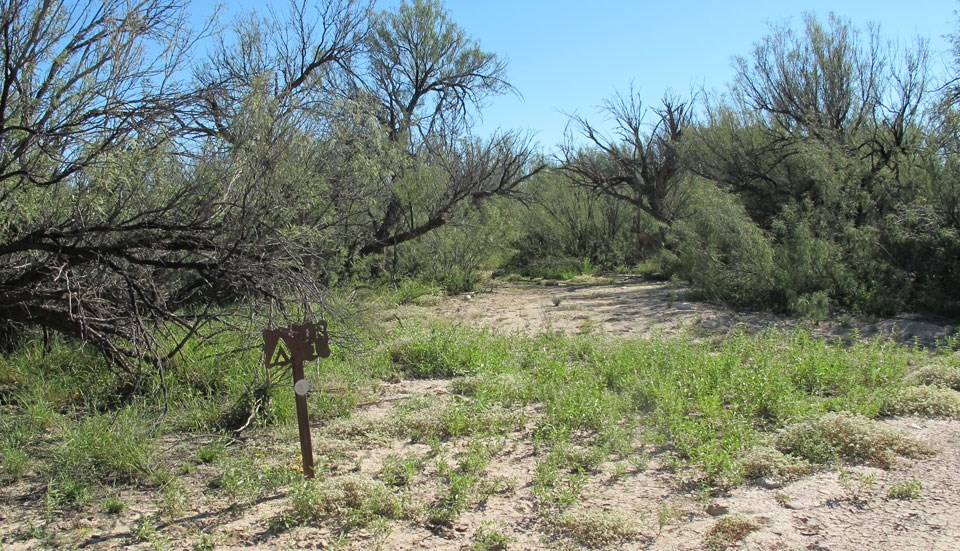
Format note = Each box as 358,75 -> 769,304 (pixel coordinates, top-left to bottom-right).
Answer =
1,0 -> 544,369
559,92 -> 694,245
0,0 -> 343,369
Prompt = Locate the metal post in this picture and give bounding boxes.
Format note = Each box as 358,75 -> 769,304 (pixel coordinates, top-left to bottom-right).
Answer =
291,357 -> 315,479
264,321 -> 328,480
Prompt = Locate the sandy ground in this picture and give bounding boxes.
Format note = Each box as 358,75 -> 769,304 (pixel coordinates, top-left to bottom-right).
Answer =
427,277 -> 957,346
2,278 -> 959,550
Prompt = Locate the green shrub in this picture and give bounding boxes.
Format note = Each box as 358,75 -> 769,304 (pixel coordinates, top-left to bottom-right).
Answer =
673,184 -> 777,307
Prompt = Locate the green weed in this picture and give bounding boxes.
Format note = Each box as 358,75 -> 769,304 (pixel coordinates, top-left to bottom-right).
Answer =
195,440 -> 228,464
51,408 -> 161,486
427,440 -> 495,526
103,494 -> 126,514
131,516 -> 159,544
289,475 -> 404,529
160,477 -> 188,518
471,523 -> 511,550
887,477 -> 922,500
0,441 -> 29,482
394,278 -> 443,305
838,466 -> 877,506
740,445 -> 813,481
211,453 -> 293,508
379,453 -> 426,488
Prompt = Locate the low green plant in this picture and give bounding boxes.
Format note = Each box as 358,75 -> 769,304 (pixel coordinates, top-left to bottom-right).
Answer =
46,475 -> 91,509
471,523 -> 511,550
427,441 -> 494,526
887,477 -> 922,500
195,440 -> 227,464
132,516 -> 159,544
389,326 -> 488,378
212,454 -> 293,508
379,453 -> 426,488
838,466 -> 877,506
0,442 -> 29,482
427,470 -> 476,526
192,532 -> 217,551
394,278 -> 443,305
657,502 -> 680,535
740,445 -> 812,481
627,452 -> 649,473
103,494 -> 126,514
51,408 -> 160,486
160,477 -> 188,518
533,457 -> 587,512
289,475 -> 404,529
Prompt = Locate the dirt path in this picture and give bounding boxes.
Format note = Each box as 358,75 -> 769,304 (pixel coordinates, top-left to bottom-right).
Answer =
430,278 -> 957,346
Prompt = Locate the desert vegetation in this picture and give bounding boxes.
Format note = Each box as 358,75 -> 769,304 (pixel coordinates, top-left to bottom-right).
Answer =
3,0 -> 960,548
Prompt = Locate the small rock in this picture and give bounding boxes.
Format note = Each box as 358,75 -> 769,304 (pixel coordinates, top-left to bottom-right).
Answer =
785,502 -> 805,510
706,503 -> 729,516
455,525 -> 468,532
760,477 -> 785,489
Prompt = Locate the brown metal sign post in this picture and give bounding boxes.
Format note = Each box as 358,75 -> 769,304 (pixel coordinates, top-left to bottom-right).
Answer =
263,321 -> 331,478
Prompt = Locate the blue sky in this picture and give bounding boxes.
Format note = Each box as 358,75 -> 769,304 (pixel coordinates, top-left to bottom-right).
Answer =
193,0 -> 957,148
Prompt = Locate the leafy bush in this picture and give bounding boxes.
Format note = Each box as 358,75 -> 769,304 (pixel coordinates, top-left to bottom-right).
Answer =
673,184 -> 778,307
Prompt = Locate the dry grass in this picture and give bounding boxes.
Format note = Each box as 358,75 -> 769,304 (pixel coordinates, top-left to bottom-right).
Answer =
703,514 -> 759,550
546,510 -> 642,548
740,445 -> 813,481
